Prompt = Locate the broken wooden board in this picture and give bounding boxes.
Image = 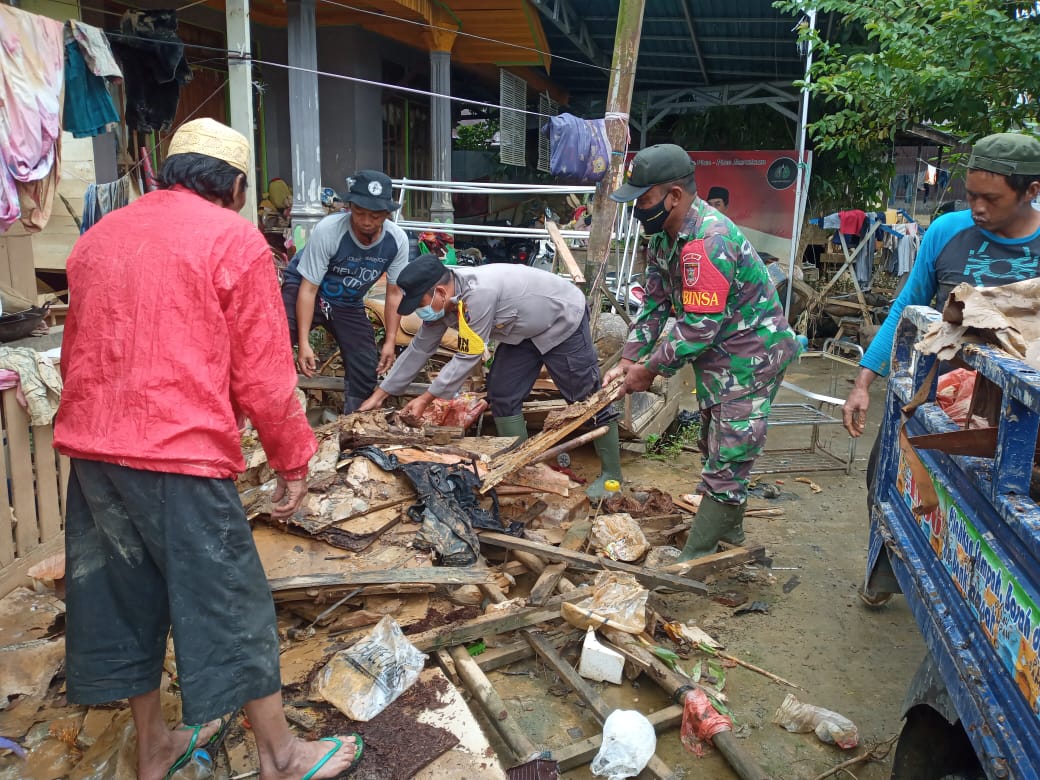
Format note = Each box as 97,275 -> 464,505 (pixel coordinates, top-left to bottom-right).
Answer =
269,568 -> 495,593
528,563 -> 568,606
478,531 -> 708,595
662,544 -> 767,577
407,586 -> 592,652
523,630 -> 676,780
545,220 -> 586,282
552,705 -> 684,771
479,378 -> 623,494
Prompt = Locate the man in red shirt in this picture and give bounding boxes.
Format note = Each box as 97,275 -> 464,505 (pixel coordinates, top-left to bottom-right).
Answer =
54,118 -> 362,780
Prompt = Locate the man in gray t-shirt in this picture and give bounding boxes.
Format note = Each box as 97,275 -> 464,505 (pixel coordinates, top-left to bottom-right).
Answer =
282,170 -> 410,412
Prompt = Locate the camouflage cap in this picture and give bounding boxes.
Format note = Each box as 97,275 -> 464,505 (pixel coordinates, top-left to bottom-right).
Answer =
968,133 -> 1040,176
610,144 -> 696,202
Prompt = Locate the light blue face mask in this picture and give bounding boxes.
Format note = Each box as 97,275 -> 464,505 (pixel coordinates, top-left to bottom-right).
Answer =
415,304 -> 444,322
415,293 -> 445,322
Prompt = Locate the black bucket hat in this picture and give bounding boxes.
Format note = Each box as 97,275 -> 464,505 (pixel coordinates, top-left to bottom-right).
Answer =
396,255 -> 450,315
343,170 -> 401,212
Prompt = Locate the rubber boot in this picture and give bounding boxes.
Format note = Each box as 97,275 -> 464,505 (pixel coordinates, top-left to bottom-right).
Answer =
585,421 -> 623,501
494,413 -> 529,442
343,395 -> 367,415
677,497 -> 746,561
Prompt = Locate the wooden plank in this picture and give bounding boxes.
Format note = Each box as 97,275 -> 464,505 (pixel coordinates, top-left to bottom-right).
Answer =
268,568 -> 493,592
0,534 -> 64,599
448,645 -> 539,763
0,394 -> 13,567
31,426 -> 62,542
3,392 -> 39,556
552,706 -> 684,771
662,544 -> 767,577
479,377 -> 622,494
272,583 -> 434,603
528,562 -> 567,606
475,630 -> 579,672
479,531 -> 708,595
560,520 -> 591,552
57,453 -> 70,523
545,220 -> 586,283
407,585 -> 592,652
523,631 -> 677,780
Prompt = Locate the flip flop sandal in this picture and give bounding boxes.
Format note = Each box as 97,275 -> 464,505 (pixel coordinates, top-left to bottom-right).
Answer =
163,722 -> 206,780
302,733 -> 364,780
164,713 -> 235,780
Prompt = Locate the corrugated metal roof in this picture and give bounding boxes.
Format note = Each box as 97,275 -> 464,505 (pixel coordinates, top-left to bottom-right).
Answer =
536,0 -> 808,96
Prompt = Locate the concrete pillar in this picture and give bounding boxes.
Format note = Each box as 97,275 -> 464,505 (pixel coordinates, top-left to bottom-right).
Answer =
226,0 -> 258,224
429,49 -> 453,223
287,0 -> 324,234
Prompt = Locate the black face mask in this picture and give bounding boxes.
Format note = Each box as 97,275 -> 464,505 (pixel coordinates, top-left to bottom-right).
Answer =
633,194 -> 671,234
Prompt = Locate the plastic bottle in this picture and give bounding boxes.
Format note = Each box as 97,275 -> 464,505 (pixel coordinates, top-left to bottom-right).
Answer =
772,694 -> 859,749
169,749 -> 215,779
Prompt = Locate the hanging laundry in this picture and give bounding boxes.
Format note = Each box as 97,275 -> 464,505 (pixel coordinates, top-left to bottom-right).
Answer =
838,209 -> 867,236
545,113 -> 611,183
925,164 -> 938,186
63,40 -> 120,138
68,20 -> 123,81
0,5 -> 65,233
108,10 -> 192,132
80,174 -> 136,233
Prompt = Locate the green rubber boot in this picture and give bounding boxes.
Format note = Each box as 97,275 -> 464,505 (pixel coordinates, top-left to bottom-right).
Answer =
677,497 -> 746,561
494,413 -> 529,443
585,421 -> 623,501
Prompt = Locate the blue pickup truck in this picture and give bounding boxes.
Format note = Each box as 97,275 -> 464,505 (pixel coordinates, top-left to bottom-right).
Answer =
863,304 -> 1040,780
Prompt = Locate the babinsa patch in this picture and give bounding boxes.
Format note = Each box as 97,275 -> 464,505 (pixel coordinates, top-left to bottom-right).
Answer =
680,239 -> 728,314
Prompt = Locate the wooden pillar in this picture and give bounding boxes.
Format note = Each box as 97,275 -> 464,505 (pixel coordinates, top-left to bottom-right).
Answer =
584,0 -> 646,324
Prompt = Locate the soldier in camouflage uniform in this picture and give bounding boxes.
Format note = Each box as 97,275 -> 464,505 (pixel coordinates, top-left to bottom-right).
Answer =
607,144 -> 800,560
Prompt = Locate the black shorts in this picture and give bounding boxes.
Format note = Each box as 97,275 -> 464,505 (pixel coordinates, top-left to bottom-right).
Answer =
485,308 -> 616,425
64,459 -> 281,724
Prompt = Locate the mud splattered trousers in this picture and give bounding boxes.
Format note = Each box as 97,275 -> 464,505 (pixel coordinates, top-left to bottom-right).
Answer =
63,459 -> 282,725
696,376 -> 784,505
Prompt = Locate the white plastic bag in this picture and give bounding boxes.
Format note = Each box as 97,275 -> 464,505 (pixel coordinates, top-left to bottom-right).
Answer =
590,709 -> 656,779
313,615 -> 427,721
772,693 -> 859,749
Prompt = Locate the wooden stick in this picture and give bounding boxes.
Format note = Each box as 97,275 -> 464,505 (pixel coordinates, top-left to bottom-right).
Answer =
707,647 -> 806,692
531,425 -> 609,464
448,644 -> 539,763
479,530 -> 708,595
811,735 -> 898,780
479,378 -> 623,494
545,220 -> 586,282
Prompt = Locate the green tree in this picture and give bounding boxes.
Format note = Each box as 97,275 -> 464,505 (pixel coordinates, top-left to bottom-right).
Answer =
774,0 -> 1040,205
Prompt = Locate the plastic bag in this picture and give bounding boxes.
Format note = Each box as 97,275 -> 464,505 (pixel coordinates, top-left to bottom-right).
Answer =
313,615 -> 427,721
562,572 -> 648,635
772,693 -> 859,749
590,710 -> 656,779
935,368 -> 976,427
680,688 -> 733,757
591,513 -> 649,562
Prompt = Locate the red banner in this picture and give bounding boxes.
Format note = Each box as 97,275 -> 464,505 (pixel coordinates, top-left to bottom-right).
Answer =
627,149 -> 802,261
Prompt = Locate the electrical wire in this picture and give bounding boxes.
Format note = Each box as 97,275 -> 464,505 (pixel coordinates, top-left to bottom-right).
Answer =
314,0 -> 614,74
40,2 -> 579,120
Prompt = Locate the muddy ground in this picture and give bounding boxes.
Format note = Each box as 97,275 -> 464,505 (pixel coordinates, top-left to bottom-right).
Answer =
492,357 -> 925,780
